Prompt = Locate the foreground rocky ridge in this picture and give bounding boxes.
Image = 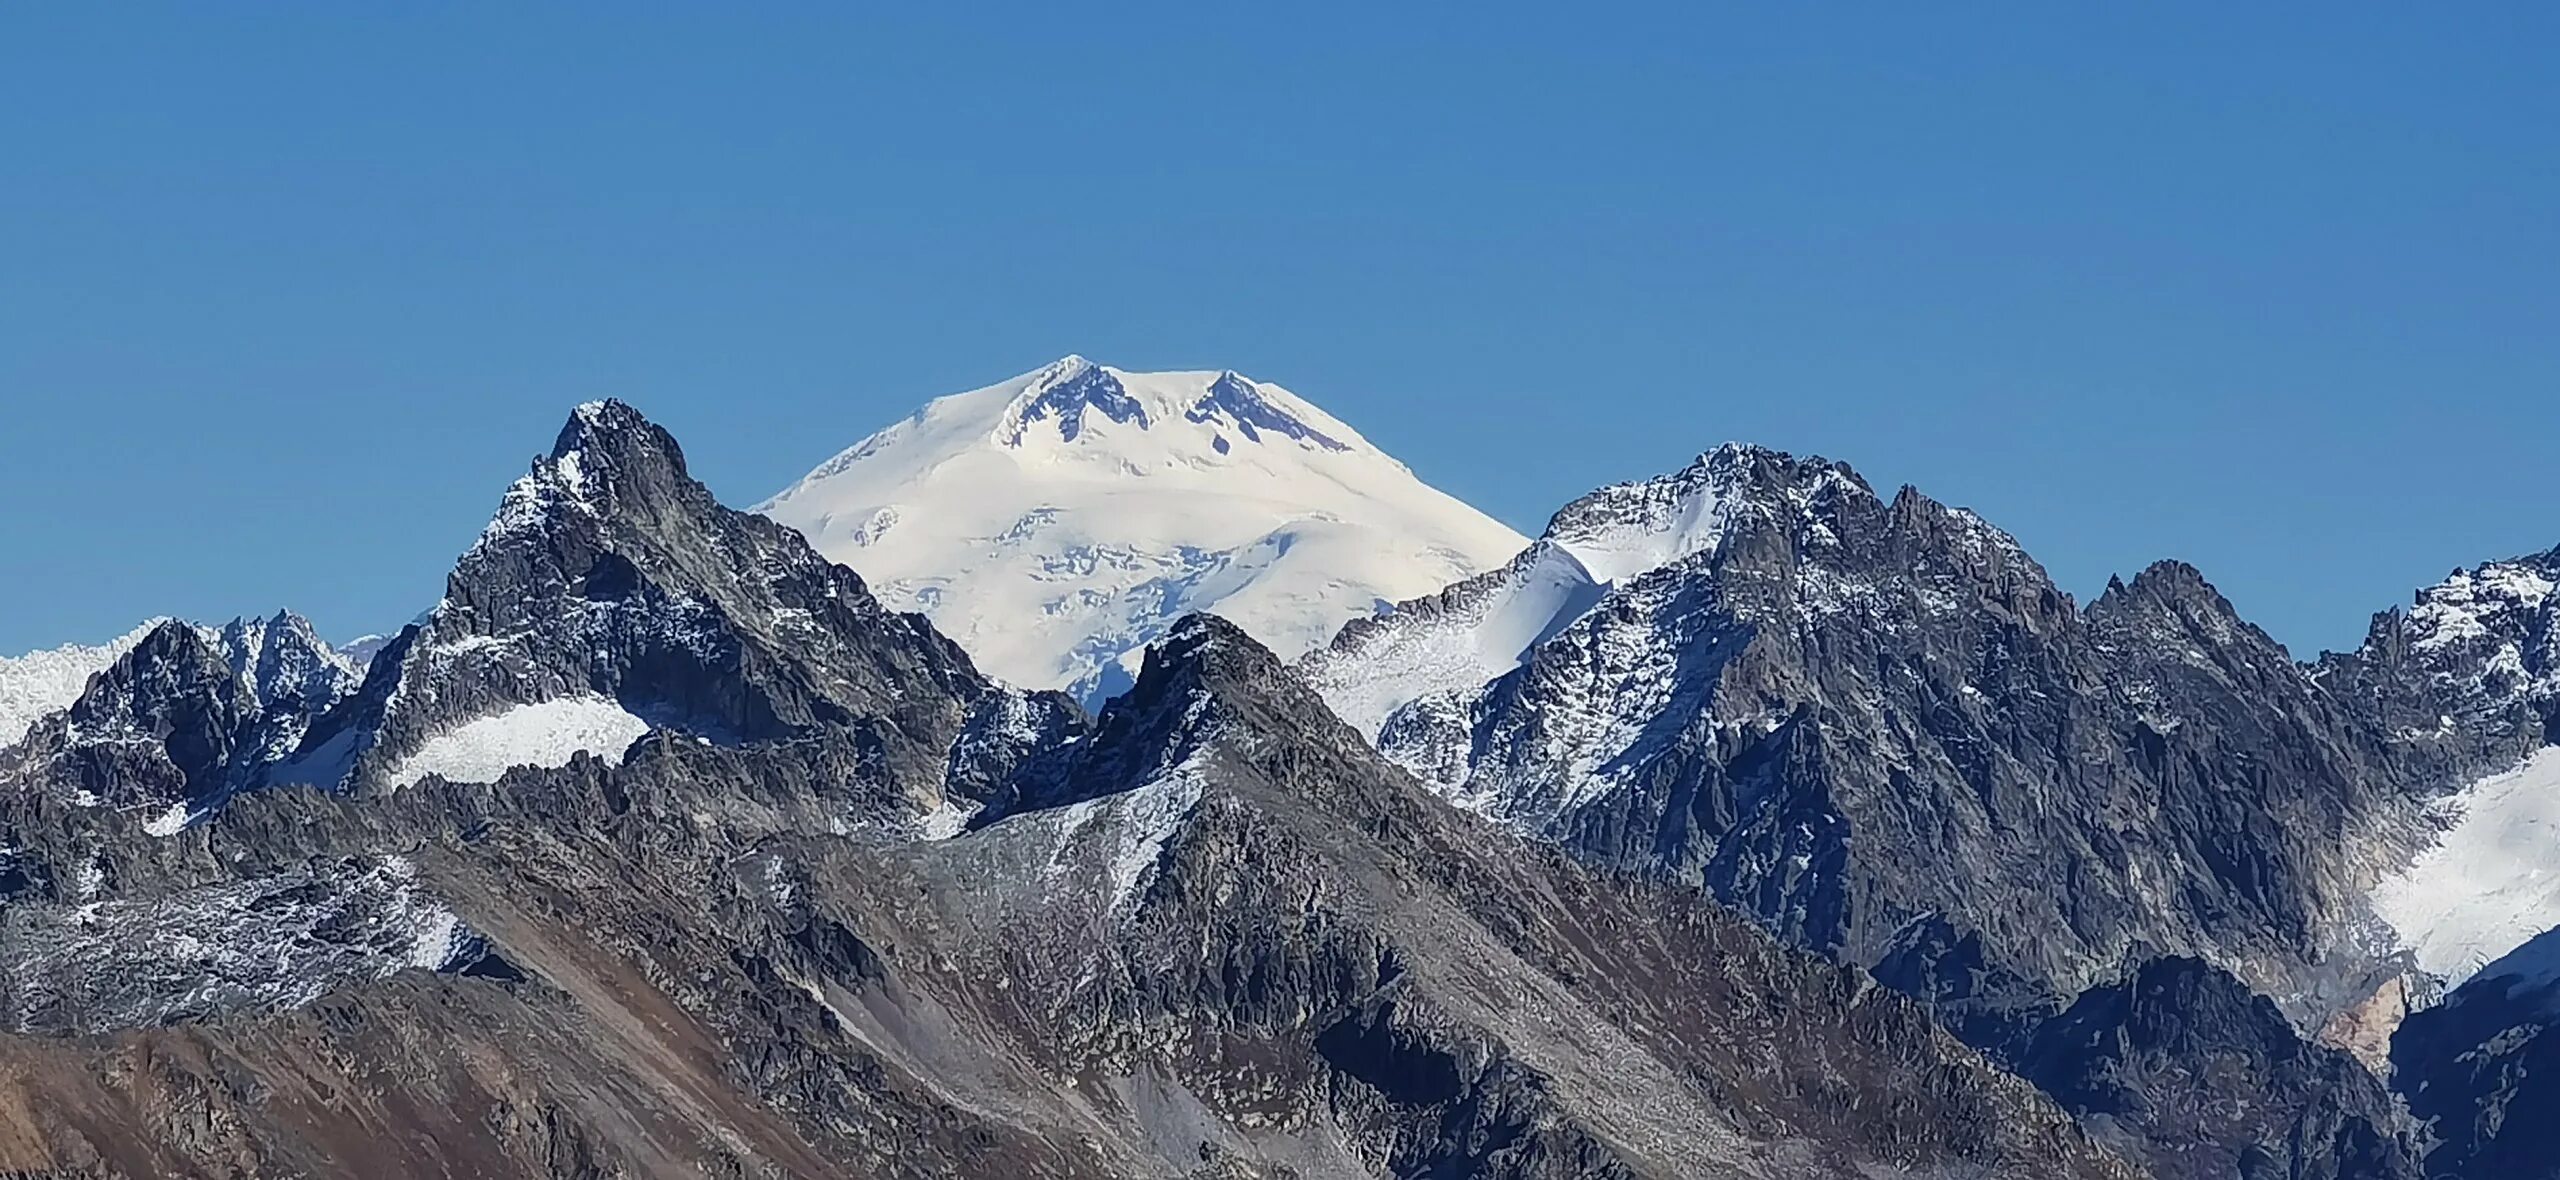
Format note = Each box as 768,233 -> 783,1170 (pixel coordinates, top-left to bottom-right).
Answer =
0,406 -> 2138,1179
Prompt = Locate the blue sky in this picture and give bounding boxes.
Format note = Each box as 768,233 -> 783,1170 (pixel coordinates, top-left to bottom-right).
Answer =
3,4 -> 2552,657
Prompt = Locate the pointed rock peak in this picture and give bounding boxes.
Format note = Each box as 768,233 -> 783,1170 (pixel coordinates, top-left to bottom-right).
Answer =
1539,442 -> 1874,584
213,609 -> 361,711
70,619 -> 249,730
2125,558 -> 2218,599
1187,370 -> 1349,452
1692,442 -> 1874,497
1096,614 -> 1293,746
1157,612 -> 1266,668
125,617 -> 221,665
472,401 -> 707,555
997,356 -> 1147,445
549,399 -> 692,487
2092,559 -> 2260,642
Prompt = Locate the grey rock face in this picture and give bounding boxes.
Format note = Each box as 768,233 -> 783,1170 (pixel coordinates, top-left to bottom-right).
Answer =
0,617 -> 355,827
2013,957 -> 2417,1180
272,400 -> 1073,822
1334,448 -> 2405,1003
0,408 -> 2143,1180
1310,445 -> 2430,1178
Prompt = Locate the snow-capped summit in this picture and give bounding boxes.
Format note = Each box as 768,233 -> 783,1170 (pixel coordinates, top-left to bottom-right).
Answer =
757,357 -> 1527,703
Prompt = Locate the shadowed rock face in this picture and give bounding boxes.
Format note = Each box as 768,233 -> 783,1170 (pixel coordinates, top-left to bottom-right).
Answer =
2389,927 -> 2560,1177
0,614 -> 358,832
0,407 -> 2140,1180
269,400 -> 1075,820
1310,446 -> 2433,1179
2012,958 -> 2415,1180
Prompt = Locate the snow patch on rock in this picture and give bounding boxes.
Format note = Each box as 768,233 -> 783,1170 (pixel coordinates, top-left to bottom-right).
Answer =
384,695 -> 652,789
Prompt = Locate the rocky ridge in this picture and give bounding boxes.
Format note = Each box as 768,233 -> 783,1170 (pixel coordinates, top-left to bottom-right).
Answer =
1305,443 -> 2433,1179
0,405 -> 2140,1180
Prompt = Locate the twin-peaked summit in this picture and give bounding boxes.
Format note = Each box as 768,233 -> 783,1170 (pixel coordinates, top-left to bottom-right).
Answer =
757,356 -> 1527,705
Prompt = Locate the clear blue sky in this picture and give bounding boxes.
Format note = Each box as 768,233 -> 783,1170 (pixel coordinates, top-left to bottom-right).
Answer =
3,4 -> 2552,657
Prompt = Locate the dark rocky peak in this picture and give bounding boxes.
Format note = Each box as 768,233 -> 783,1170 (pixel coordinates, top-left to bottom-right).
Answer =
533,397 -> 706,521
1002,614 -> 1326,819
995,355 -> 1149,445
0,620 -> 263,825
1541,443 -> 1874,575
275,402 -> 1046,820
1184,370 -> 1349,451
2088,560 -> 2281,659
0,611 -> 367,839
64,620 -> 255,754
1882,485 -> 2051,583
1323,442 -> 2435,1177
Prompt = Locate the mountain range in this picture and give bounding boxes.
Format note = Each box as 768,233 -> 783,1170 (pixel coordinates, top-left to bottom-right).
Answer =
4,361 -> 2557,1178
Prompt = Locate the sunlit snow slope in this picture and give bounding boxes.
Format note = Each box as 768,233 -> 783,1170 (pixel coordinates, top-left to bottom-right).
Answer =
2374,746 -> 2560,988
757,356 -> 1527,703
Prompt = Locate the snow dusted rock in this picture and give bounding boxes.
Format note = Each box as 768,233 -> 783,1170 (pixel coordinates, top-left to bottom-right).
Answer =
0,613 -> 359,833
0,410 -> 2144,1180
758,356 -> 1525,705
2319,547 -> 2560,783
0,620 -> 168,750
214,609 -> 363,715
0,853 -> 474,1034
1307,443 -> 2426,1180
1303,443 -> 1856,741
272,400 -> 1075,825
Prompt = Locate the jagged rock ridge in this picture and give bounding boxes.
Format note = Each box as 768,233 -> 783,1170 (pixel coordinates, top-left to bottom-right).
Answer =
0,404 -> 2141,1179
1306,442 -> 2430,1179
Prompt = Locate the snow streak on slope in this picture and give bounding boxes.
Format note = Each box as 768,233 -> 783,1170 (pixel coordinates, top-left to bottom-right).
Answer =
1301,541 -> 1610,740
757,357 -> 1526,704
1303,444 -> 1797,741
0,621 -> 168,748
2373,746 -> 2560,988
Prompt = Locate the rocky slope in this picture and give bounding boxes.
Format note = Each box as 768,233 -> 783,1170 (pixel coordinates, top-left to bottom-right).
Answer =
0,405 -> 2140,1179
1305,443 -> 2429,1179
757,356 -> 1526,705
2390,926 -> 2560,1179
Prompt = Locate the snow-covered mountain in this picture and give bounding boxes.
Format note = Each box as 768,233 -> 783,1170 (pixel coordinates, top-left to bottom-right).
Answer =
756,356 -> 1527,704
